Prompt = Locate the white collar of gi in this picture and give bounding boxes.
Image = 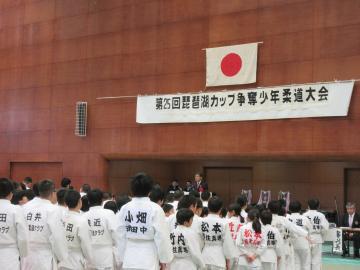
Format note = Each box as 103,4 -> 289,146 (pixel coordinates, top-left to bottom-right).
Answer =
39,198 -> 53,204
208,213 -> 220,218
133,197 -> 150,201
0,199 -> 11,204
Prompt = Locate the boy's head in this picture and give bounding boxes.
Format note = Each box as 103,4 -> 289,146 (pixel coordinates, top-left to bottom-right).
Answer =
0,178 -> 14,200
208,196 -> 223,214
162,203 -> 174,217
130,173 -> 153,197
268,200 -> 281,215
56,188 -> 67,206
61,177 -> 71,188
104,201 -> 118,214
65,190 -> 82,210
87,189 -> 103,207
227,203 -> 241,218
260,209 -> 273,225
289,200 -> 302,213
177,195 -> 197,212
173,190 -> 184,201
195,198 -> 203,217
176,208 -> 194,227
236,194 -> 248,208
80,184 -> 91,194
38,179 -> 56,203
308,199 -> 320,210
149,188 -> 164,206
201,191 -> 211,202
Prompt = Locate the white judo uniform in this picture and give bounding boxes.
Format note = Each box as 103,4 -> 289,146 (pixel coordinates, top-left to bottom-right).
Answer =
83,206 -> 119,270
0,199 -> 28,270
201,213 -> 236,270
303,210 -> 329,270
236,222 -> 266,270
271,214 -> 307,270
169,225 -> 205,270
260,224 -> 283,270
226,216 -> 244,269
288,213 -> 312,270
117,197 -> 173,270
22,198 -> 68,270
168,212 -> 204,249
58,211 -> 93,270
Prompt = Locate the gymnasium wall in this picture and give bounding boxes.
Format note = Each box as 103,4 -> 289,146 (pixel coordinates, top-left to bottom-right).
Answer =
0,0 -> 359,193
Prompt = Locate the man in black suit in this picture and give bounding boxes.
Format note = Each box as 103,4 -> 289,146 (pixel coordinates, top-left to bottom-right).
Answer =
342,202 -> 360,258
192,172 -> 208,193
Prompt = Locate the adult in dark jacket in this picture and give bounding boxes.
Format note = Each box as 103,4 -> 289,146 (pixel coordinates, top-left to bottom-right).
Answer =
342,202 -> 360,257
192,172 -> 208,193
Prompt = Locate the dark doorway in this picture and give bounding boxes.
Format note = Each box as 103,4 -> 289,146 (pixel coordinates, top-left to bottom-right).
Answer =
344,168 -> 360,211
205,167 -> 253,207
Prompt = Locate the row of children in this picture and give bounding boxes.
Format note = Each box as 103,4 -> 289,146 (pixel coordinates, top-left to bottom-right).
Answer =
0,173 -> 329,270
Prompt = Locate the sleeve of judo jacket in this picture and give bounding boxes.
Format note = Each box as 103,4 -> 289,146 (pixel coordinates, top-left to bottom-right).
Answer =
153,206 -> 174,264
78,217 -> 94,265
15,206 -> 29,258
48,207 -> 68,262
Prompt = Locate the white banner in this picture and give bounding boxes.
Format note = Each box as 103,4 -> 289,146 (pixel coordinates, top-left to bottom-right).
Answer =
136,81 -> 354,124
332,228 -> 343,254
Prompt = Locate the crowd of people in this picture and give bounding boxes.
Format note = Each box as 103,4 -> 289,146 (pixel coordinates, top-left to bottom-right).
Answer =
0,173 -> 359,270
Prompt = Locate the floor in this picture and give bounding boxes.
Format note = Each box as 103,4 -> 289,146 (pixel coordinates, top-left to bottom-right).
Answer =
322,243 -> 360,270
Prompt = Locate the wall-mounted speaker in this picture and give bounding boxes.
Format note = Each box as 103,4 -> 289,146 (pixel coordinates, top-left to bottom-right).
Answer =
75,101 -> 87,137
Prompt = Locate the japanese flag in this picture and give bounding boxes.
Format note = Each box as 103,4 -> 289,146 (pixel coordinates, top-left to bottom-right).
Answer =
206,43 -> 258,87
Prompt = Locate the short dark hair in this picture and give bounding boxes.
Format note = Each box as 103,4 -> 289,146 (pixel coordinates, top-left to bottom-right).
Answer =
104,201 -> 118,214
289,200 -> 302,213
81,195 -> 90,212
201,191 -> 211,201
173,190 -> 184,200
24,177 -> 32,184
0,178 -> 14,199
308,199 -> 320,210
32,182 -> 40,196
260,209 -> 273,225
228,203 -> 241,216
236,195 -> 248,208
61,177 -> 71,188
208,196 -> 223,213
268,200 -> 281,214
38,179 -> 55,198
201,207 -> 208,217
177,195 -> 197,210
165,193 -> 174,203
130,173 -> 153,197
189,190 -> 200,198
57,188 -> 67,206
149,188 -> 164,203
176,208 -> 194,225
87,189 -> 103,207
196,198 -> 203,209
115,195 -> 131,211
102,192 -> 112,200
11,190 -> 25,204
162,203 -> 174,214
65,190 -> 81,209
81,184 -> 91,194
24,189 -> 35,200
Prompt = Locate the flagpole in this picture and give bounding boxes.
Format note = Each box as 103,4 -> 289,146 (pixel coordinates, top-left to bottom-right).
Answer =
201,41 -> 264,50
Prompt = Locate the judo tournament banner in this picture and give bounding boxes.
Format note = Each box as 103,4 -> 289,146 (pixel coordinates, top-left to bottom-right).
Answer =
136,80 -> 354,124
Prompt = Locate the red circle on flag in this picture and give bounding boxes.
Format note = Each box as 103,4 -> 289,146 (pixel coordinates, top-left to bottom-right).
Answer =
220,53 -> 242,77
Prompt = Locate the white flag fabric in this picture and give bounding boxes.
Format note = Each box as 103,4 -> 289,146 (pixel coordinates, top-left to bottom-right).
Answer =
206,43 -> 258,87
